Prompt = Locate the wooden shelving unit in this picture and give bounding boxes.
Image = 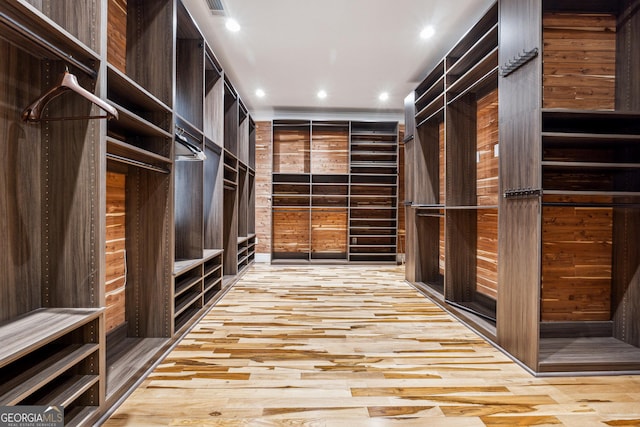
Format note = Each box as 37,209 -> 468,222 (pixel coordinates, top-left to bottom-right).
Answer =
271,120 -> 399,263
405,0 -> 640,374
0,0 -> 256,422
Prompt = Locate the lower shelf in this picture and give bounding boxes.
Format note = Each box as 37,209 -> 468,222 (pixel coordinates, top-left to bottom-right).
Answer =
106,336 -> 169,402
539,337 -> 640,373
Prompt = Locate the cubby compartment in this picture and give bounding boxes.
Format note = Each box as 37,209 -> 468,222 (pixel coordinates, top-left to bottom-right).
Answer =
311,209 -> 348,260
175,1 -> 204,130
173,263 -> 203,332
415,60 -> 445,127
272,173 -> 310,207
311,121 -> 349,174
106,0 -> 174,106
272,208 -> 311,261
0,309 -> 102,426
224,79 -> 238,155
204,48 -> 224,145
446,3 -> 498,101
312,175 -> 349,207
273,120 -> 311,173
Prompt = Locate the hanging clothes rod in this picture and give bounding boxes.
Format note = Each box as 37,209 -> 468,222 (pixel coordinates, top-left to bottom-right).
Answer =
107,153 -> 170,174
22,69 -> 118,122
0,12 -> 97,79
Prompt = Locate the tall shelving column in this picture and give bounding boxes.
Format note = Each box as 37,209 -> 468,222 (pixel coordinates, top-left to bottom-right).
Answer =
444,2 -> 499,323
271,120 -> 311,262
498,0 -> 640,373
0,0 -> 106,424
348,121 -> 399,263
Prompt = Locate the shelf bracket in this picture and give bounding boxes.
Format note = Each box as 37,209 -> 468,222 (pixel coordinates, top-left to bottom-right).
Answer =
499,48 -> 539,78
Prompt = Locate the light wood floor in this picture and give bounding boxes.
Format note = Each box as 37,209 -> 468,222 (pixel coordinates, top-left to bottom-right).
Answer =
104,264 -> 640,426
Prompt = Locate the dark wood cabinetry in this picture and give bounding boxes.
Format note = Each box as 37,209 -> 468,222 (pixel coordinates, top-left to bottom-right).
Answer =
406,0 -> 640,374
0,0 -> 255,422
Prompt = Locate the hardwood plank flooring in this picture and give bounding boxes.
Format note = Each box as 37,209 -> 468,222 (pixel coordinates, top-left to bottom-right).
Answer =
104,265 -> 640,426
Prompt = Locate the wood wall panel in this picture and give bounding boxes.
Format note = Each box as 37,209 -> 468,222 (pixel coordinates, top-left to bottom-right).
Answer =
439,217 -> 445,276
0,43 -> 42,322
273,128 -> 310,174
255,121 -> 272,255
106,172 -> 127,332
477,209 -> 498,299
311,209 -> 347,254
311,128 -> 348,174
108,0 -> 127,73
543,13 -> 616,110
476,89 -> 499,207
542,204 -> 612,321
272,209 -> 310,254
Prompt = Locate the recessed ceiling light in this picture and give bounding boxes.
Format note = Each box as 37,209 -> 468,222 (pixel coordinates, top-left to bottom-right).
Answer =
420,25 -> 435,39
225,18 -> 241,32
317,90 -> 327,99
379,92 -> 389,101
255,89 -> 265,98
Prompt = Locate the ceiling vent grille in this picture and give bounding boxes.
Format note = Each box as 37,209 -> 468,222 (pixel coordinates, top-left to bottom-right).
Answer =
205,0 -> 225,15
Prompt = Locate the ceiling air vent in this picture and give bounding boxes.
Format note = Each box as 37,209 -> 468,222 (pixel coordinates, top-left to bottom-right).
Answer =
205,0 -> 225,15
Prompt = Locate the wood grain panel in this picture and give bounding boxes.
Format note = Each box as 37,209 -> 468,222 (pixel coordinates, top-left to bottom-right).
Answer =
108,0 -> 127,73
43,62 -> 100,309
127,0 -> 174,106
311,209 -> 347,255
204,78 -> 224,145
541,204 -> 613,321
616,0 -> 640,111
42,0 -> 100,52
476,89 -> 499,207
446,210 -> 477,302
272,209 -> 310,255
204,149 -> 223,250
311,127 -> 348,174
446,94 -> 476,206
176,38 -> 204,129
255,121 -> 272,255
273,128 -> 310,174
0,42 -> 42,322
175,161 -> 203,261
439,122 -> 445,204
498,0 -> 542,371
543,13 -> 616,110
398,128 -> 405,255
414,122 -> 439,205
439,216 -> 445,276
106,172 -> 127,332
126,168 -> 172,337
477,209 -> 498,300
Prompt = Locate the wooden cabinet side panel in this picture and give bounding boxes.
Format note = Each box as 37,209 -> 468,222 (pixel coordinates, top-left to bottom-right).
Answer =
204,150 -> 223,250
405,208 -> 417,282
497,0 -> 542,370
616,0 -> 640,111
613,207 -> 640,347
446,95 -> 477,207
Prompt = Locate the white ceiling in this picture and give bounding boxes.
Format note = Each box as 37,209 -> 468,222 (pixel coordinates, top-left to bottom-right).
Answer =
183,0 -> 495,121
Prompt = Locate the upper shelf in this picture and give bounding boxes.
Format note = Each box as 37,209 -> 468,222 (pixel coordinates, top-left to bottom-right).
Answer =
0,1 -> 100,77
